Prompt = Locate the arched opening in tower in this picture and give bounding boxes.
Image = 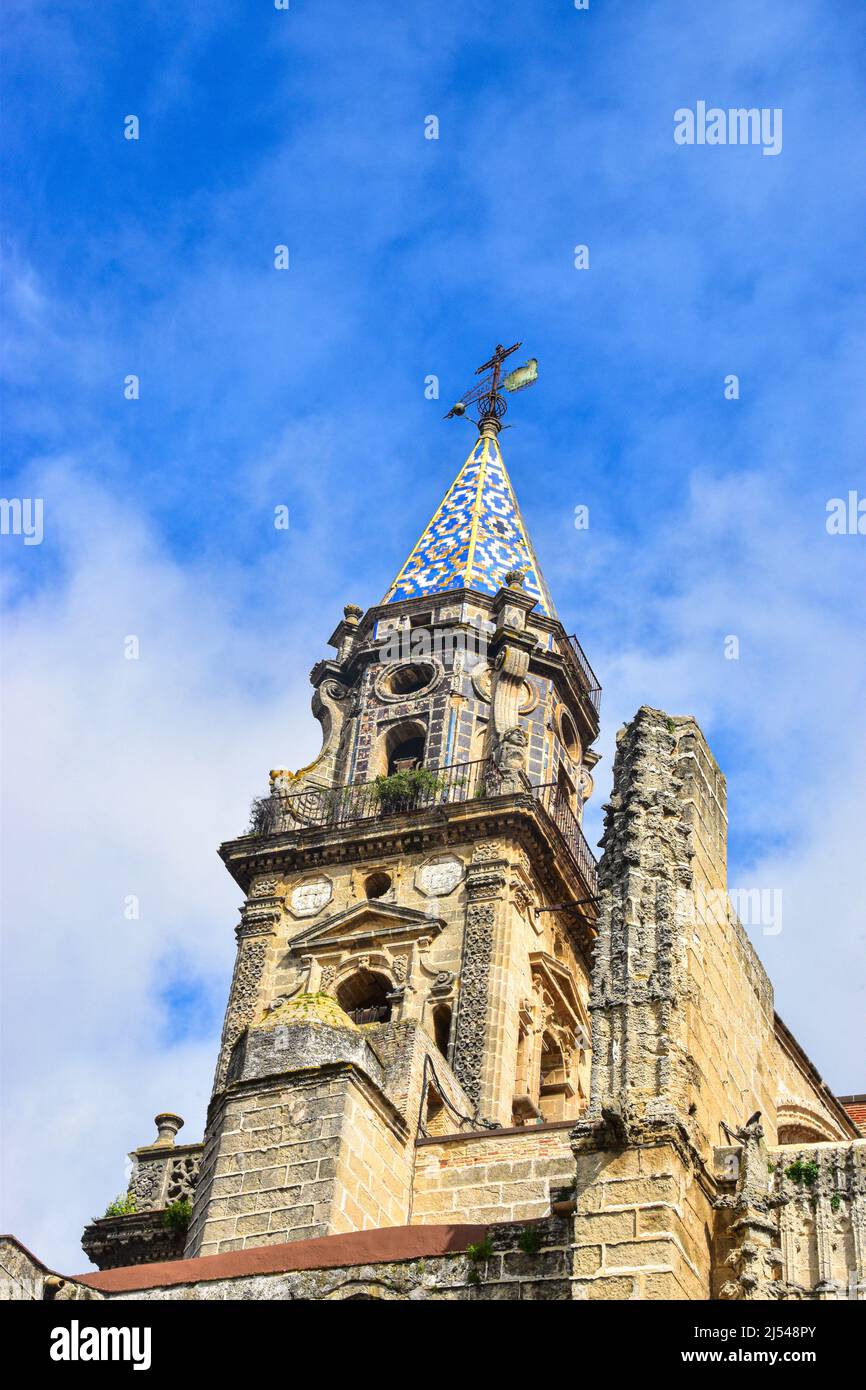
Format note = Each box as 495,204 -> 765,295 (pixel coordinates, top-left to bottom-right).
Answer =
374,719 -> 428,778
432,1003 -> 452,1059
336,968 -> 392,1025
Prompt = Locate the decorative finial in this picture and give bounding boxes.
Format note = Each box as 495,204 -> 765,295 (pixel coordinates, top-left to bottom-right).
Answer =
504,568 -> 526,589
343,603 -> 362,625
153,1112 -> 184,1146
444,341 -> 538,429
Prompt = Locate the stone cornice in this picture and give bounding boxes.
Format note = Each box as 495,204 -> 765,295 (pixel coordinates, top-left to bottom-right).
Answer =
219,795 -> 599,958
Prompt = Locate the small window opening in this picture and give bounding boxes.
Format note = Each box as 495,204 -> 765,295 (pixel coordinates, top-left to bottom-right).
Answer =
555,765 -> 576,813
559,711 -> 580,759
425,1084 -> 449,1136
387,663 -> 434,697
432,1003 -> 452,1059
364,871 -> 392,900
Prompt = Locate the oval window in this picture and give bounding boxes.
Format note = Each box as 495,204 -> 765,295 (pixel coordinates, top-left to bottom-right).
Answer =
384,663 -> 436,697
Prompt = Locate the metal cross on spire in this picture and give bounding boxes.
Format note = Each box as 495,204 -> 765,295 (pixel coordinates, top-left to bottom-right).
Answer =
444,341 -> 539,426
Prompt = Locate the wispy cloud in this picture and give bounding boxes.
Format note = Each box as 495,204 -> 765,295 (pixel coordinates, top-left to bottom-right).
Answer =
2,0 -> 864,1269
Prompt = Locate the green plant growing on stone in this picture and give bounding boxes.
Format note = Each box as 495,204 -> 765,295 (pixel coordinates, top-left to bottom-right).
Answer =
517,1227 -> 542,1255
162,1198 -> 192,1232
830,1193 -> 842,1213
785,1158 -> 820,1188
104,1192 -> 137,1218
371,768 -> 445,813
466,1237 -> 494,1263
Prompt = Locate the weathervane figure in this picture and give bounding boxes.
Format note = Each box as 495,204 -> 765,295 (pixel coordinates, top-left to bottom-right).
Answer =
444,341 -> 538,426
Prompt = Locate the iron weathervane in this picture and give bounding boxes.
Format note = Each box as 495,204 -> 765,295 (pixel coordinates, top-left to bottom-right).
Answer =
444,341 -> 539,425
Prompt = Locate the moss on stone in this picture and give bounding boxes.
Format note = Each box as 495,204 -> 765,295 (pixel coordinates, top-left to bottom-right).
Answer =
254,992 -> 358,1033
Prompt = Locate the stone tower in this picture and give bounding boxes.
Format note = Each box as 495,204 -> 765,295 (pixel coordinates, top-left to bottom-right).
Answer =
57,351 -> 860,1301
183,372 -> 604,1258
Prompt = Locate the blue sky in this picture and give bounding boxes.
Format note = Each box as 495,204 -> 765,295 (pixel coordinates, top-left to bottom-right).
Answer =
2,0 -> 865,1269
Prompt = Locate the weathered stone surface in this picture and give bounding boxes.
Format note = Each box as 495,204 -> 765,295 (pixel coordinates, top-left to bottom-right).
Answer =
81,1213 -> 187,1271
59,567 -> 859,1302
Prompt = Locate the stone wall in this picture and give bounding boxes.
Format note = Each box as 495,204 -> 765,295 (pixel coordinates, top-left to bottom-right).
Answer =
772,1140 -> 866,1298
189,1003 -> 475,1257
187,1055 -> 410,1258
330,1073 -> 411,1234
673,716 -> 779,1152
78,1216 -> 576,1302
579,1139 -> 719,1300
412,1122 -> 574,1225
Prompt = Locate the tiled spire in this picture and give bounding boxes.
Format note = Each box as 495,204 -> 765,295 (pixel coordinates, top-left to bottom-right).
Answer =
382,424 -> 556,617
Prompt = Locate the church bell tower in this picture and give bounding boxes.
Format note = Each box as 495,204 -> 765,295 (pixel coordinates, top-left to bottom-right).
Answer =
184,346 -> 603,1258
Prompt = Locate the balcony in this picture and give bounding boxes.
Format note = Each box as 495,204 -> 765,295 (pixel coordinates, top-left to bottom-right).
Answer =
247,758 -> 598,896
556,633 -> 602,717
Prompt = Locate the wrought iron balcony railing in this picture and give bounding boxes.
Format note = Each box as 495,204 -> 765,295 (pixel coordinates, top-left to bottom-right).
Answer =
558,633 -> 602,716
532,781 -> 598,896
246,757 -> 598,895
250,759 -> 489,834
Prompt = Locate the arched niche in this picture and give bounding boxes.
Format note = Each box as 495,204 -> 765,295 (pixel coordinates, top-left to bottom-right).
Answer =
374,719 -> 428,778
336,967 -> 393,1025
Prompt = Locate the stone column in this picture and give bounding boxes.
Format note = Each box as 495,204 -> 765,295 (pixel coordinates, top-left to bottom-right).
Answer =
850,1191 -> 866,1300
186,892 -> 281,1257
580,707 -> 695,1134
779,1200 -> 798,1287
715,1119 -> 786,1301
212,893 -> 281,1095
450,846 -> 508,1123
569,708 -> 712,1299
813,1196 -> 838,1297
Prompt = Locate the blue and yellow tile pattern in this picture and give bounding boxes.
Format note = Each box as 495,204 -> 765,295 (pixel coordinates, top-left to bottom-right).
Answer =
382,432 -> 556,616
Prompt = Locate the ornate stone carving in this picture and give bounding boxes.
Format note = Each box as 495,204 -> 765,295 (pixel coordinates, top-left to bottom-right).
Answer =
249,874 -> 279,898
466,868 -> 507,901
491,642 -> 531,735
373,660 -> 442,704
415,853 -> 464,898
471,662 -> 536,714
485,725 -> 530,796
451,901 -> 496,1108
715,1113 -> 788,1301
128,1160 -> 163,1211
429,969 -> 455,997
214,937 -> 268,1092
237,899 -> 282,937
289,876 -> 333,918
320,964 -> 337,993
81,1210 -> 189,1271
471,841 -> 499,863
270,680 -> 351,804
511,881 -> 534,917
166,1153 -> 198,1204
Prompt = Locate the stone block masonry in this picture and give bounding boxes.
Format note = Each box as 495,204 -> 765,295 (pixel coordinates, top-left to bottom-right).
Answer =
187,1064 -> 410,1257
412,1122 -> 575,1225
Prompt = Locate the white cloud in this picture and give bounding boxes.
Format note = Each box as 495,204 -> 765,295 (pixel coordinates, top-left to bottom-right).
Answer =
576,465 -> 866,1094
1,460 -> 317,1270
